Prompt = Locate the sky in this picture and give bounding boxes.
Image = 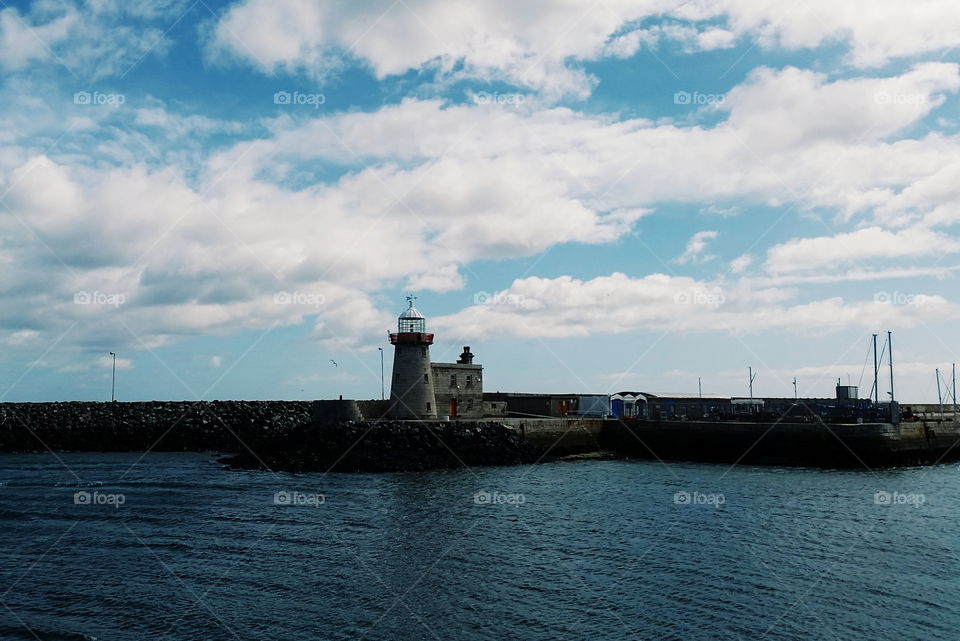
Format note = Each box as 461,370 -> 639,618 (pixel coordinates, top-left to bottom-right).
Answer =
1,0 -> 960,403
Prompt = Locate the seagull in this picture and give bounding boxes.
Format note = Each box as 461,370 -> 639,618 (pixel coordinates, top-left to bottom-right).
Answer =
330,359 -> 338,367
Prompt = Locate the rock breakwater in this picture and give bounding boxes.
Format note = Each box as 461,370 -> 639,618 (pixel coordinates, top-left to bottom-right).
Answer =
0,402 -> 544,472
0,401 -> 313,453
221,420 -> 542,473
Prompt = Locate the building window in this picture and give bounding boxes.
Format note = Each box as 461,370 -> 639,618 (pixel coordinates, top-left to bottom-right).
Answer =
449,374 -> 457,388
424,373 -> 429,382
421,347 -> 427,357
465,375 -> 473,389
426,402 -> 431,411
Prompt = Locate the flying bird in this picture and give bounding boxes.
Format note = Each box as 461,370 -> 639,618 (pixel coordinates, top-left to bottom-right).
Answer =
330,360 -> 338,367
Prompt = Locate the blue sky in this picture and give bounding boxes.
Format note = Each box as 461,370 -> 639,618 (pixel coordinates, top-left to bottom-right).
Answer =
1,0 -> 960,403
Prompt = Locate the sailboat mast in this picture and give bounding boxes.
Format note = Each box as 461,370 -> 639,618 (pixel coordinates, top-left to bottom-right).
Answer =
937,368 -> 943,417
887,331 -> 895,403
953,363 -> 957,420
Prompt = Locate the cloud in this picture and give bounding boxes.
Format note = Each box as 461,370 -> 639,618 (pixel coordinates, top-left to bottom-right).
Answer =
205,0 -> 636,98
1,63 -> 959,365
210,355 -> 222,368
432,272 -> 960,340
405,264 -> 466,293
701,204 -> 742,218
0,0 -> 189,78
134,107 -> 250,137
711,0 -> 960,68
204,0 -> 960,100
676,231 -> 718,265
96,354 -> 133,370
721,63 -> 959,150
6,330 -> 39,346
0,5 -> 73,71
765,226 -> 960,274
730,254 -> 752,274
245,63 -> 959,222
696,27 -> 736,51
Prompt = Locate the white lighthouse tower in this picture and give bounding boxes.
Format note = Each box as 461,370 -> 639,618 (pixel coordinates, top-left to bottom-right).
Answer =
388,296 -> 437,419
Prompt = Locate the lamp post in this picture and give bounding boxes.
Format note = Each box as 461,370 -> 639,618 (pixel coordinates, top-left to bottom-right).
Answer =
377,347 -> 384,400
109,352 -> 116,402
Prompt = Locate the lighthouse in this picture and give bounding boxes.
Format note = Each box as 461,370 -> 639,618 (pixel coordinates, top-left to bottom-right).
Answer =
388,296 -> 437,419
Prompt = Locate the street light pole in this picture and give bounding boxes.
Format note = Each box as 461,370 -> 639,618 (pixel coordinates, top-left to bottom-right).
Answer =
378,347 -> 384,400
109,352 -> 116,402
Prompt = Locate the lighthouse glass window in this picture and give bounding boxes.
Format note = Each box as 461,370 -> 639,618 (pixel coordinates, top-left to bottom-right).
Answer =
400,317 -> 425,333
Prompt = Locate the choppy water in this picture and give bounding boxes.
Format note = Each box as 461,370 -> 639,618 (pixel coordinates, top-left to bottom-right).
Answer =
0,453 -> 957,640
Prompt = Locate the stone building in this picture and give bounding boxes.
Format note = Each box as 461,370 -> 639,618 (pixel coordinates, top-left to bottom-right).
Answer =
431,346 -> 484,419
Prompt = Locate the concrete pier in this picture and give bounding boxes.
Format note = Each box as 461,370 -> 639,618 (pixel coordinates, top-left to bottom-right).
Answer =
500,417 -> 604,457
601,418 -> 960,467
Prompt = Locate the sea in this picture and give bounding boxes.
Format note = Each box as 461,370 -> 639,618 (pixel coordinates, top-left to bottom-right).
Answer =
0,452 -> 956,640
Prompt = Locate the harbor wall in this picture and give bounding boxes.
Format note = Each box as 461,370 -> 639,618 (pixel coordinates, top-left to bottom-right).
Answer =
501,417 -> 604,456
3,401 -> 960,470
601,419 -> 960,467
